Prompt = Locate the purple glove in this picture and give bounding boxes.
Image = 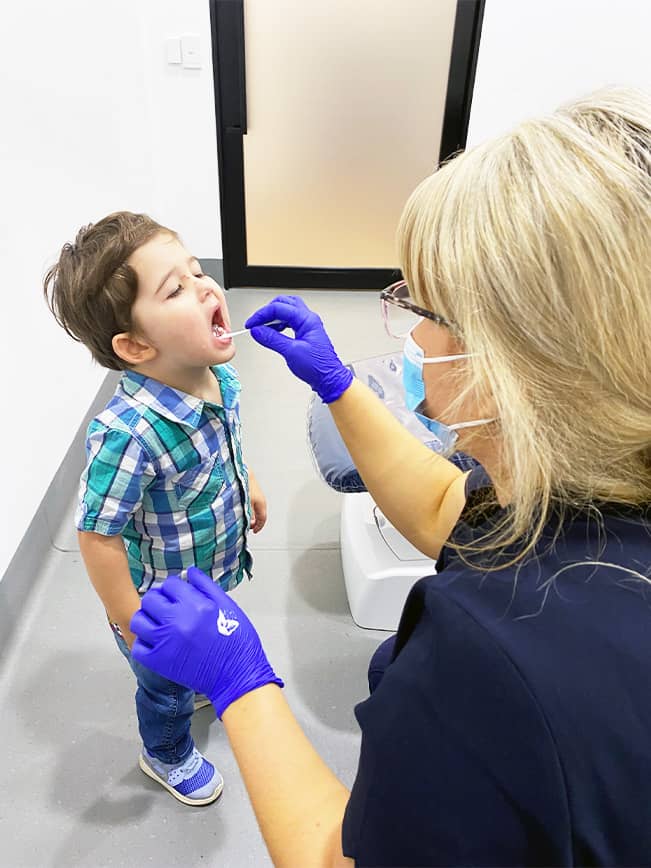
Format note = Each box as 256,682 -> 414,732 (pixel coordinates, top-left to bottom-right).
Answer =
130,567 -> 283,719
244,295 -> 353,404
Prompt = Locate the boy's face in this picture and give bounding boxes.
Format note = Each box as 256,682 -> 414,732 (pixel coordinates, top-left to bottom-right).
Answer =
127,233 -> 236,371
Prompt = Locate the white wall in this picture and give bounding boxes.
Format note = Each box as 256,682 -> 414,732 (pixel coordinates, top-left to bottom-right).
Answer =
1,0 -> 649,579
0,0 -> 151,578
0,0 -> 220,579
467,0 -> 651,145
136,0 -> 221,256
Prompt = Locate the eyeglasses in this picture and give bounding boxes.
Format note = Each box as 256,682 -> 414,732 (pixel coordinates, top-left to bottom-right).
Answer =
380,280 -> 456,339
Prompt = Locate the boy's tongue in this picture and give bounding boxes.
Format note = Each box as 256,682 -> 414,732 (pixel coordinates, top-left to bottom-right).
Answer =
212,322 -> 232,344
212,308 -> 232,344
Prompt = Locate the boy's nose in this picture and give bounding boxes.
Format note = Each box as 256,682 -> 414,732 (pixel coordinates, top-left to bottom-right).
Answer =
199,283 -> 214,302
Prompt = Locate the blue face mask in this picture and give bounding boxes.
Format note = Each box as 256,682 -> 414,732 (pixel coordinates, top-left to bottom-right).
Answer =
402,329 -> 493,457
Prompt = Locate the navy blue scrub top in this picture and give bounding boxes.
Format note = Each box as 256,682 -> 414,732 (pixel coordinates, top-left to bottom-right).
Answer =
342,467 -> 651,866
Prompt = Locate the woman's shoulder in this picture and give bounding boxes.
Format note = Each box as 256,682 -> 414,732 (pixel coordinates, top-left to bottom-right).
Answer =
397,503 -> 651,749
425,497 -> 651,629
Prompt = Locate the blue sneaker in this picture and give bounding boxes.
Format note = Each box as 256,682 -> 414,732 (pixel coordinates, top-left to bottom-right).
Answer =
139,747 -> 224,806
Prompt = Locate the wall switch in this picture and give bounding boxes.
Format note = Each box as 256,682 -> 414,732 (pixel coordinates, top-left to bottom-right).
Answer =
165,37 -> 182,65
181,35 -> 202,69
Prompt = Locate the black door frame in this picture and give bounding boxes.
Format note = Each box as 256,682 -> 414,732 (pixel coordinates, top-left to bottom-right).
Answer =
209,0 -> 485,290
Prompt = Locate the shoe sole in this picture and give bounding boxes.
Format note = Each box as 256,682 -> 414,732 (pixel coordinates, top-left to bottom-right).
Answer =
138,754 -> 224,806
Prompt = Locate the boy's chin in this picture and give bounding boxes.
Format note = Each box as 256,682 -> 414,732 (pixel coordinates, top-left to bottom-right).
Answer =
211,342 -> 236,363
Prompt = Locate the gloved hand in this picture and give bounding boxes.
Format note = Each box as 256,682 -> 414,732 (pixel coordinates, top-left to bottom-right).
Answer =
130,567 -> 283,719
245,296 -> 353,404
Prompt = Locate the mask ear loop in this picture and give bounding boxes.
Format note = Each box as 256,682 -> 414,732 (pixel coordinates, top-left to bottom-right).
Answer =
406,322 -> 474,365
418,352 -> 497,428
447,417 -> 497,431
421,352 -> 473,364
405,328 -> 497,429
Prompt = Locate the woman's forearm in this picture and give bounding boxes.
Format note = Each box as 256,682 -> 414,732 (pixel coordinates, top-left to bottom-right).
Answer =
223,685 -> 353,868
328,379 -> 467,559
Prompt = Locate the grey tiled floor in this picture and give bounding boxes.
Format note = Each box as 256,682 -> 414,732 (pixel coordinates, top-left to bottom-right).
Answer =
0,289 -> 398,867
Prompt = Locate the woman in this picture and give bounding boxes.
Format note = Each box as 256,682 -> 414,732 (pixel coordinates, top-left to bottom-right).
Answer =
129,87 -> 651,866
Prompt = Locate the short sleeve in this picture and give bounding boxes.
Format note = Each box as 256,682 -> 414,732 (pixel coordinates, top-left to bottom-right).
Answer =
76,421 -> 155,536
436,465 -> 497,572
342,587 -> 570,866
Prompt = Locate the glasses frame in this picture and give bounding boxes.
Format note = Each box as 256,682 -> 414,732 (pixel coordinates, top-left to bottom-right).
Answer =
380,279 -> 457,338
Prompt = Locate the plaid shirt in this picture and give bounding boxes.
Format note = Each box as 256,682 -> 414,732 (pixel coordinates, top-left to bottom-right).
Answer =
75,364 -> 252,594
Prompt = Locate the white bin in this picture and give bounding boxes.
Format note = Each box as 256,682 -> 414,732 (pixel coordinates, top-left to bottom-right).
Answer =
340,491 -> 437,631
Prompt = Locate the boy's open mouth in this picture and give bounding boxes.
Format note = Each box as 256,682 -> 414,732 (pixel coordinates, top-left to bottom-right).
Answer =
211,306 -> 230,342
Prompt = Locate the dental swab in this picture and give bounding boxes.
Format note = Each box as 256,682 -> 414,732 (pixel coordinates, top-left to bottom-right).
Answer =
221,319 -> 283,339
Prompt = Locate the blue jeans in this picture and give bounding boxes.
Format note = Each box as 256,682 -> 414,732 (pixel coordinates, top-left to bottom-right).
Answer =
111,625 -> 196,765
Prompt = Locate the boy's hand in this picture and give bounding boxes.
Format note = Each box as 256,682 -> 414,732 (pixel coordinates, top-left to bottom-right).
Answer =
119,623 -> 138,650
249,472 -> 267,533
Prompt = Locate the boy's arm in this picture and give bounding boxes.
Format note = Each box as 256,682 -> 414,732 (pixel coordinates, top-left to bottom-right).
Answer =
78,530 -> 141,648
247,468 -> 267,533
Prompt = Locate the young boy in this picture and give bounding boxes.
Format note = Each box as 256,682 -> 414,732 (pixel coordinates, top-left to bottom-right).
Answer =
44,211 -> 266,806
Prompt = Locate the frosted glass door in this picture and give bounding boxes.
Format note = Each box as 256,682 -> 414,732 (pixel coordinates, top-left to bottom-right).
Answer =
242,0 -> 458,269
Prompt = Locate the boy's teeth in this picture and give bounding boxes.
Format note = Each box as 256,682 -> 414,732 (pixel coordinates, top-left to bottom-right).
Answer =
213,324 -> 225,336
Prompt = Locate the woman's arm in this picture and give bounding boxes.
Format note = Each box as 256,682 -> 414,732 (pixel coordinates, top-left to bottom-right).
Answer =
131,570 -> 354,866
78,530 -> 141,648
329,379 -> 468,559
245,297 -> 468,560
223,685 -> 352,868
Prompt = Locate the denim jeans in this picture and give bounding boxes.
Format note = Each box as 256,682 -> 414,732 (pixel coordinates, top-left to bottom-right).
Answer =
111,625 -> 196,765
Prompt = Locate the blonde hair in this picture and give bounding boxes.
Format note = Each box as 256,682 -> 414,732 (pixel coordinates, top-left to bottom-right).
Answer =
398,86 -> 651,568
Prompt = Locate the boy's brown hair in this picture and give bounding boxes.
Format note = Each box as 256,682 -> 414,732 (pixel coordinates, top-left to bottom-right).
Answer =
44,211 -> 177,371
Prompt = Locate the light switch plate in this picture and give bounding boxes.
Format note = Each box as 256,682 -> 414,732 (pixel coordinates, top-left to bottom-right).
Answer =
165,37 -> 182,65
181,34 -> 201,69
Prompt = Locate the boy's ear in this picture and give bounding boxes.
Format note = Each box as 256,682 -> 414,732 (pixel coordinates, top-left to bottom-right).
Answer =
112,332 -> 157,366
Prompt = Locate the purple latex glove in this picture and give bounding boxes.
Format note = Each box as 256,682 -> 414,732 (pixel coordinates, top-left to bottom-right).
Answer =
245,295 -> 353,404
130,567 -> 283,719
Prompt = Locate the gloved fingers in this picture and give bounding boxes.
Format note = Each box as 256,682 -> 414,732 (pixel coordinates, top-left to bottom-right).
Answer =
270,295 -> 306,308
139,585 -> 178,622
157,575 -> 189,604
130,607 -> 161,644
160,572 -> 221,622
187,566 -> 224,603
245,298 -> 309,331
188,569 -> 255,632
245,301 -> 283,330
249,325 -> 296,355
131,637 -> 160,669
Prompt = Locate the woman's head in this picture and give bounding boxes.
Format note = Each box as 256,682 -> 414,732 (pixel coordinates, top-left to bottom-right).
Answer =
398,86 -> 651,560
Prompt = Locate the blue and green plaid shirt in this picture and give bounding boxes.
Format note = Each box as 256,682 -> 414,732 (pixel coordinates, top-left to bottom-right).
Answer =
75,364 -> 252,594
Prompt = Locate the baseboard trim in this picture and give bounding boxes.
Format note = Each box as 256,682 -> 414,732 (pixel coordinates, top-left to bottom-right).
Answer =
0,370 -> 120,656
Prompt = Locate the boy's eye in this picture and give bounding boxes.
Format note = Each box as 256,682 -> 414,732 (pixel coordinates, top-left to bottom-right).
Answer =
167,285 -> 183,299
194,272 -> 205,279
